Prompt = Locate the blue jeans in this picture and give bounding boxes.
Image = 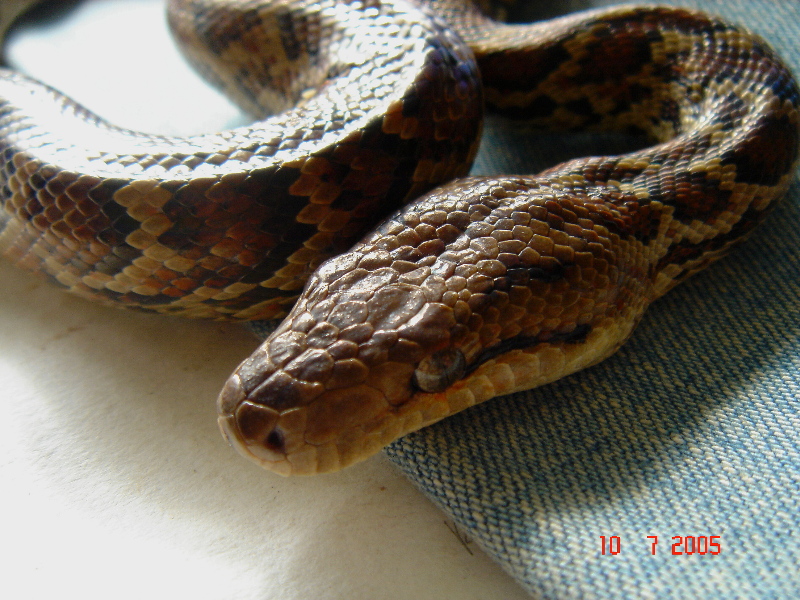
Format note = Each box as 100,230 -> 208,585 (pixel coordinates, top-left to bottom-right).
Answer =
385,1 -> 800,597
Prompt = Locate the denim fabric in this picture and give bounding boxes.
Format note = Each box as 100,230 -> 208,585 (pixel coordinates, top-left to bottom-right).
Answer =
383,1 -> 800,598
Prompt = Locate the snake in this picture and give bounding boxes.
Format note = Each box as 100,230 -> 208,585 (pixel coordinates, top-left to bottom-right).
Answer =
1,1 -> 798,476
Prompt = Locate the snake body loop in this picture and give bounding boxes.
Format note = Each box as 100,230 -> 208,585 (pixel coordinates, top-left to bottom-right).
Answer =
0,0 -> 482,320
2,1 -> 799,475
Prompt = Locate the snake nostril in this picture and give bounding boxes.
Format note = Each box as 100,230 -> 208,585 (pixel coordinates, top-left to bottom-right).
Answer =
265,428 -> 286,454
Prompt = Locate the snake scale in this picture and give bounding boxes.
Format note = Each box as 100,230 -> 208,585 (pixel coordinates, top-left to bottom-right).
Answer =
1,1 -> 798,475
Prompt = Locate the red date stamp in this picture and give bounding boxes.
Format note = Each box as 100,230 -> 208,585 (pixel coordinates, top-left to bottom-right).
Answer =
599,536 -> 722,556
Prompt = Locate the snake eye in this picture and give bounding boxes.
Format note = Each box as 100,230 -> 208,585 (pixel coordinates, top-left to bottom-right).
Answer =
412,348 -> 467,393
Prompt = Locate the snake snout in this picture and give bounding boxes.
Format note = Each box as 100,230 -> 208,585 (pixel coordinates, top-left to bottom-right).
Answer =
216,370 -> 303,475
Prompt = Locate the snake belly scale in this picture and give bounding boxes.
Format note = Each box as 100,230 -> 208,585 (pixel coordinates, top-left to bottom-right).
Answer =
2,1 -> 799,475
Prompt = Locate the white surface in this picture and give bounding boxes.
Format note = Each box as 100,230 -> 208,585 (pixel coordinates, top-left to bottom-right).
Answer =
0,2 -> 530,598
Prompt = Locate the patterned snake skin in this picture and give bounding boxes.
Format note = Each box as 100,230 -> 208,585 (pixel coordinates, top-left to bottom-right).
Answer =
0,0 -> 483,319
2,1 -> 799,475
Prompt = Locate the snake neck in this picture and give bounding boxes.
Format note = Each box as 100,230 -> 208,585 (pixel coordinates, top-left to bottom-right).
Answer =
455,3 -> 800,293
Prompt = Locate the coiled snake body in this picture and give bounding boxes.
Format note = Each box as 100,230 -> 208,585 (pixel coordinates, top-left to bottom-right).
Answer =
2,1 -> 798,475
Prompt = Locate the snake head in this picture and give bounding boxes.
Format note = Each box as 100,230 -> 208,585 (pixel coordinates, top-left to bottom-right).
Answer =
216,179 -> 501,476
217,245 -> 471,475
217,177 -> 633,475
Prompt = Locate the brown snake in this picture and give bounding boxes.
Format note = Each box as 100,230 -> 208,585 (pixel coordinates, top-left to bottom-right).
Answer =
1,1 -> 798,475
